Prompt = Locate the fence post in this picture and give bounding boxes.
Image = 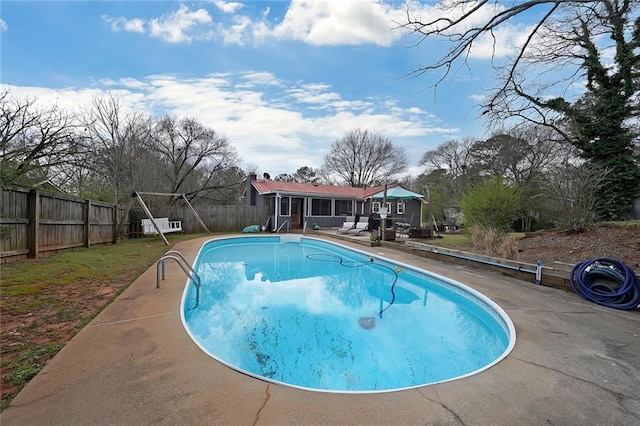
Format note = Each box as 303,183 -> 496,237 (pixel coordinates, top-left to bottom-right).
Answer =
85,199 -> 91,247
28,189 -> 40,259
112,204 -> 118,244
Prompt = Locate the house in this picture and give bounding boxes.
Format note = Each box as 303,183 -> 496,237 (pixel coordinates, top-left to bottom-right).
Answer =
245,173 -> 426,231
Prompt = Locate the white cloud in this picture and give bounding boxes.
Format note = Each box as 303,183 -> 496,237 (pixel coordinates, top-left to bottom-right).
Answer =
104,5 -> 214,43
271,0 -> 396,46
469,94 -> 487,102
103,15 -> 145,33
218,14 -> 253,45
211,0 -> 244,14
0,18 -> 8,32
101,77 -> 151,90
98,0 -> 540,59
1,72 -> 453,176
0,84 -> 147,117
106,0 -> 400,47
123,18 -> 145,33
236,71 -> 282,89
286,83 -> 341,106
148,5 -> 213,43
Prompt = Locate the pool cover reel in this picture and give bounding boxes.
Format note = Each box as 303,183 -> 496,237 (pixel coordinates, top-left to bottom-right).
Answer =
570,258 -> 640,310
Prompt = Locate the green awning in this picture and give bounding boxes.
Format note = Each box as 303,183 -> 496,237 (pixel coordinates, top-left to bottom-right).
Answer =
371,187 -> 424,200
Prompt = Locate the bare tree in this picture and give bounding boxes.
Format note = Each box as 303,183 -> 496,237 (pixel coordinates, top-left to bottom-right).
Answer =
82,93 -> 158,203
0,90 -> 83,187
315,165 -> 339,186
190,165 -> 246,205
322,129 -> 408,187
151,115 -> 240,202
71,116 -> 163,201
546,162 -> 607,231
398,0 -> 640,219
397,1 -> 635,117
470,124 -> 572,186
420,137 -> 478,197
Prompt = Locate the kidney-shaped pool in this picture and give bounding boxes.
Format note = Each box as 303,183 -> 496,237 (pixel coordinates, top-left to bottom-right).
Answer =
181,235 -> 515,393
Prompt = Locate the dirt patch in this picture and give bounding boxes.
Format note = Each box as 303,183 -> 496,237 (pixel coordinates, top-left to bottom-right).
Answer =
1,274 -> 131,409
430,224 -> 640,272
515,225 -> 640,271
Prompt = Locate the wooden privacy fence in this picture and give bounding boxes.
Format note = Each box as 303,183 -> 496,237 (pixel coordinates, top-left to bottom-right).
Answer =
167,204 -> 270,234
1,186 -> 128,262
0,186 -> 269,263
128,203 -> 269,235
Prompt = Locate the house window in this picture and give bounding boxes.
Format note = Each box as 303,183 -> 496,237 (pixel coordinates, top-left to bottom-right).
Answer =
335,200 -> 353,216
373,201 -> 393,215
280,197 -> 290,215
397,202 -> 405,215
311,198 -> 331,216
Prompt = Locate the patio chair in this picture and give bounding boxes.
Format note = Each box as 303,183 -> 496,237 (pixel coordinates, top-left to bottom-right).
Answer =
348,221 -> 369,234
337,216 -> 357,234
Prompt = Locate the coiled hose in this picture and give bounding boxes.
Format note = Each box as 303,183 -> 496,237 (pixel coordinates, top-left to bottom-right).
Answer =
570,258 -> 640,310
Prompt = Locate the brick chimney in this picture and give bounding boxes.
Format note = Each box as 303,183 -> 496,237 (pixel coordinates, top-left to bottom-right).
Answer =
247,173 -> 257,206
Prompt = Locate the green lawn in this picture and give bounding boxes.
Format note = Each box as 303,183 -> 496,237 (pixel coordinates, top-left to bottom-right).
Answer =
425,232 -> 473,249
421,231 -> 526,251
0,232 -> 211,411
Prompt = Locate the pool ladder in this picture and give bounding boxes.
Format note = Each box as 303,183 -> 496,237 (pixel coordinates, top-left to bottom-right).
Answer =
157,250 -> 201,309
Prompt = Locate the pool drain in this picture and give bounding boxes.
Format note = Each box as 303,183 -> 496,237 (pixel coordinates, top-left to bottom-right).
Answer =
358,316 -> 376,329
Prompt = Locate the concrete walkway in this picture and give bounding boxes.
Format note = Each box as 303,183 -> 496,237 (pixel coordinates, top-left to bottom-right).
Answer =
2,235 -> 639,425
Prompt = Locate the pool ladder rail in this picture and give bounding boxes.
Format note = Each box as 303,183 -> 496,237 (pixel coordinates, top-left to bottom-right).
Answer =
157,250 -> 201,309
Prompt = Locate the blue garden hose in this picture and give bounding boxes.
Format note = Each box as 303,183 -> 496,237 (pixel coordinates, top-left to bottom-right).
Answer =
570,258 -> 640,310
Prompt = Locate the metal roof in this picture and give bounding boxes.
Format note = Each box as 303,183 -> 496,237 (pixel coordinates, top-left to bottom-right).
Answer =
251,179 -> 385,200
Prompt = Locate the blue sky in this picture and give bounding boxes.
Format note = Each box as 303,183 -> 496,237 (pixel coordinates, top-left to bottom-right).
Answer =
1,0 -> 532,178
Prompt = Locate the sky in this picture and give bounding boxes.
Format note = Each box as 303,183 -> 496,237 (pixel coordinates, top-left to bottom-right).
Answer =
0,0 -> 536,178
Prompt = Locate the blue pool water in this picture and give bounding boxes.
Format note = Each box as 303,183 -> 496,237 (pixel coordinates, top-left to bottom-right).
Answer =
181,235 -> 515,393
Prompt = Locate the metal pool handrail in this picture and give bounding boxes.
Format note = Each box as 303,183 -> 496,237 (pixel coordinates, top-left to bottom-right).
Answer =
157,250 -> 201,309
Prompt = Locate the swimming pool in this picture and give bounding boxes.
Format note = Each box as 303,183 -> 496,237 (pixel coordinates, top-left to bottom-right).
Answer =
181,235 -> 516,393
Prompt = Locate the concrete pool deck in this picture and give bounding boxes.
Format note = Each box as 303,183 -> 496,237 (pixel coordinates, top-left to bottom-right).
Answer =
2,234 -> 640,425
